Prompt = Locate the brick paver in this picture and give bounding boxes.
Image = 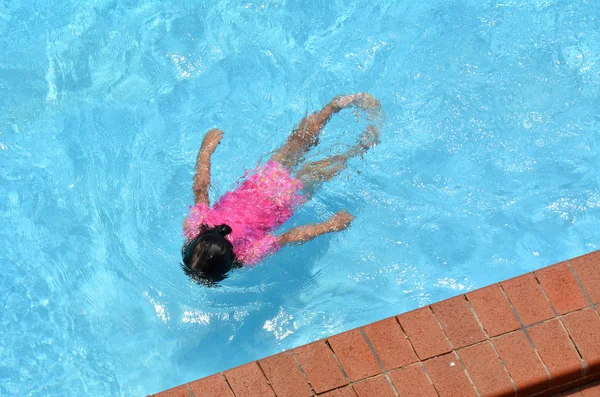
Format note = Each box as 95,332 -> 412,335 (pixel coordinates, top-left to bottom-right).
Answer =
492,330 -> 549,395
501,273 -> 555,326
527,319 -> 584,385
466,284 -> 520,337
363,317 -> 417,370
328,329 -> 380,382
397,307 -> 452,360
431,295 -> 486,349
535,262 -> 588,315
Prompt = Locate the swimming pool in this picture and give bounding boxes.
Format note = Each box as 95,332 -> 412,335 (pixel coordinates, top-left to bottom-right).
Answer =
1,0 -> 599,395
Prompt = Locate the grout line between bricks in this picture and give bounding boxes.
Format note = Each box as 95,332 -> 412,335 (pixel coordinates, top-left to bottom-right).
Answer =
392,315 -> 441,396
557,317 -> 589,377
359,327 -> 399,397
451,350 -> 482,397
393,315 -> 421,363
417,362 -> 441,397
290,350 -> 317,396
314,385 -> 352,396
221,372 -> 237,397
428,305 -> 456,350
314,372 -> 401,396
566,260 -> 595,308
499,281 -> 553,388
464,294 -> 491,339
429,302 -> 483,396
521,327 -> 553,389
498,282 -> 528,329
325,339 -> 352,384
534,306 -> 591,322
486,339 -> 518,396
532,270 -> 559,317
255,360 -> 278,396
382,374 -> 399,397
358,328 -> 386,372
185,383 -> 196,397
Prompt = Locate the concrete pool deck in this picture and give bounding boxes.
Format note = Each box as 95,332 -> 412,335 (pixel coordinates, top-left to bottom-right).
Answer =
150,250 -> 600,397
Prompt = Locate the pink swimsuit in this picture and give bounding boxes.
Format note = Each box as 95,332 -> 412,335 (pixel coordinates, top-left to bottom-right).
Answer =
183,161 -> 305,266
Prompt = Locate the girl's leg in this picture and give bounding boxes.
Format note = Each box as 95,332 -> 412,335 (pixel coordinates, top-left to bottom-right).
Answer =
296,124 -> 379,193
270,93 -> 380,170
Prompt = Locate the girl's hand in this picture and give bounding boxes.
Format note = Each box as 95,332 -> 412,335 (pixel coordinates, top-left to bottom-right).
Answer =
277,210 -> 355,247
327,210 -> 355,232
200,128 -> 224,156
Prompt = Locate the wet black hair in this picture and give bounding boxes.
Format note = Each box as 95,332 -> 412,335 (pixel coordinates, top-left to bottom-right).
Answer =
181,224 -> 241,286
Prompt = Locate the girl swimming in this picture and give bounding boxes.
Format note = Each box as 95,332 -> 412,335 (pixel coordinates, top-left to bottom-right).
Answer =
182,93 -> 381,285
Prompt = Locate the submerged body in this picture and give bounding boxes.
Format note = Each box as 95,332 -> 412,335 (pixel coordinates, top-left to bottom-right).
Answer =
182,93 -> 382,283
184,161 -> 304,265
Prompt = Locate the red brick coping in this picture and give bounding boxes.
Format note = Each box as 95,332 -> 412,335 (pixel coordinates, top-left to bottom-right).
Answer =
151,251 -> 600,397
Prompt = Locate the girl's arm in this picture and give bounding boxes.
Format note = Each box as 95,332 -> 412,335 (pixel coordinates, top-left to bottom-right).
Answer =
193,129 -> 224,205
277,210 -> 355,246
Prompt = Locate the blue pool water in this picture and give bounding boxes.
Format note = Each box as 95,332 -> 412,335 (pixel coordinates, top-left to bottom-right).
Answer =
1,0 -> 600,395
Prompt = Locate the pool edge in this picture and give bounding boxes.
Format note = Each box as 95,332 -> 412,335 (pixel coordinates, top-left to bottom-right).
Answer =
151,250 -> 600,397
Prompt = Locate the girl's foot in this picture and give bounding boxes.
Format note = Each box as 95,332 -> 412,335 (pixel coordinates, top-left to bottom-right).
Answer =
358,124 -> 380,152
353,93 -> 381,110
296,125 -> 380,192
333,93 -> 381,111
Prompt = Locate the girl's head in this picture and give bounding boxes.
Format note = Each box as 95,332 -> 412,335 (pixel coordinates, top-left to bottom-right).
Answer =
181,224 -> 241,285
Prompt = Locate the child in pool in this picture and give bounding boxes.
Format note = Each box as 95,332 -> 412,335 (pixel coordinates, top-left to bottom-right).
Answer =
182,93 -> 381,284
